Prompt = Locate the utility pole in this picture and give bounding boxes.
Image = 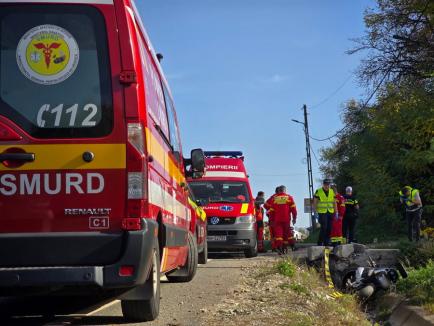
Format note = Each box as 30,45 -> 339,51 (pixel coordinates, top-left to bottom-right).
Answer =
303,105 -> 316,230
291,105 -> 316,230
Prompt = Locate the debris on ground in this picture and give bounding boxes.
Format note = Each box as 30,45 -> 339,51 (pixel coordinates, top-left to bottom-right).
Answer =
202,255 -> 370,326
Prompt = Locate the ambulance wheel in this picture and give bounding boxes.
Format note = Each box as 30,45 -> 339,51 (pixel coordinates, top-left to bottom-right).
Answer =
198,237 -> 208,265
167,232 -> 198,282
244,240 -> 258,258
121,238 -> 160,321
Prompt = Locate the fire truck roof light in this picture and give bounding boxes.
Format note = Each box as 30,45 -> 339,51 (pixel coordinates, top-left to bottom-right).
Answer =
204,151 -> 243,158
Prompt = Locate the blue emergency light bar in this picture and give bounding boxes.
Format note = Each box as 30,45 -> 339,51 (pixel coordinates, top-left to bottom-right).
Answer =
204,151 -> 243,158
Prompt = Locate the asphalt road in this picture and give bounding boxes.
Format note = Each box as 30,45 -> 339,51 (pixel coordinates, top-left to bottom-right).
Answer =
0,253 -> 269,326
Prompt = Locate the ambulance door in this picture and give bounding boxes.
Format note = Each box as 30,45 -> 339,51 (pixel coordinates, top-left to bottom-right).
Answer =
0,4 -> 126,266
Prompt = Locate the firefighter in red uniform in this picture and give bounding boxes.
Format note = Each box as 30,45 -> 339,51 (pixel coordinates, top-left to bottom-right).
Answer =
264,187 -> 280,251
266,186 -> 297,254
330,184 -> 346,246
255,191 -> 266,253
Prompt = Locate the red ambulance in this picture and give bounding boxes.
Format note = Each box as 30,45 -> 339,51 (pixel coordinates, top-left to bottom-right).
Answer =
0,0 -> 205,322
188,152 -> 258,258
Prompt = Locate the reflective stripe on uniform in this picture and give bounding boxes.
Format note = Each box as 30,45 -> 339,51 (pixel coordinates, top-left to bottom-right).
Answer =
273,195 -> 290,204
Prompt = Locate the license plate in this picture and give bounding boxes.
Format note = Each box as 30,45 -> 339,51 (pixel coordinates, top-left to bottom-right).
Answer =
207,235 -> 227,241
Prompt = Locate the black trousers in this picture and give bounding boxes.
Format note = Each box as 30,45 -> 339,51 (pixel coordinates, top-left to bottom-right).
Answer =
407,209 -> 422,242
343,214 -> 357,243
317,212 -> 332,246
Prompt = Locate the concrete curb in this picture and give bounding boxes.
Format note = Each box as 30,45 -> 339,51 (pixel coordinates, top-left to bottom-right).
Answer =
389,302 -> 434,325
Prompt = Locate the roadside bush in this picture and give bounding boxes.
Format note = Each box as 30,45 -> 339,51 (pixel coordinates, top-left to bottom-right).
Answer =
397,239 -> 434,268
397,260 -> 434,311
289,282 -> 310,296
276,259 -> 296,277
304,228 -> 319,244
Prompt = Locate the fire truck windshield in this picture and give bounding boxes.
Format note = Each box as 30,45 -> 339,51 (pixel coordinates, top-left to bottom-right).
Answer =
189,181 -> 250,204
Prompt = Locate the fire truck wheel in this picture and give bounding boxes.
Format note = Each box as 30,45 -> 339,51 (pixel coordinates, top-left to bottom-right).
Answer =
244,239 -> 258,258
167,231 -> 198,282
121,237 -> 160,321
198,235 -> 208,265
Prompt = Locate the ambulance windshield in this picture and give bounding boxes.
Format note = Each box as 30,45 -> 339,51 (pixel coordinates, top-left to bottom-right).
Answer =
189,181 -> 250,204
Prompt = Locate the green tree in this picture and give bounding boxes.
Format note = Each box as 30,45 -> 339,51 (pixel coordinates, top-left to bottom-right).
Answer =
320,0 -> 434,242
349,0 -> 434,87
321,84 -> 433,242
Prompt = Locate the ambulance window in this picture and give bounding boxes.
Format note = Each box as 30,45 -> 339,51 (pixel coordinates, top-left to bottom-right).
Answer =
163,85 -> 182,162
0,5 -> 112,138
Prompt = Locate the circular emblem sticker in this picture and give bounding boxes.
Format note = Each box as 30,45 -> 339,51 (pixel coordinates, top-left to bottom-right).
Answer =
16,25 -> 79,85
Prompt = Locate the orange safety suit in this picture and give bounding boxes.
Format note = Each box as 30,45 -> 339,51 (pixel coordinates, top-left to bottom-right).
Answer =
255,204 -> 265,252
264,195 -> 276,250
330,192 -> 346,245
266,193 -> 297,251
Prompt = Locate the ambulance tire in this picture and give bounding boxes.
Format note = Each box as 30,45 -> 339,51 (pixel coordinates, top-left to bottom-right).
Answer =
244,240 -> 258,258
121,238 -> 160,322
167,232 -> 198,282
198,236 -> 208,265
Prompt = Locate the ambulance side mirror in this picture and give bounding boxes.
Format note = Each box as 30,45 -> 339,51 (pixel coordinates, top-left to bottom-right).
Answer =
184,148 -> 205,179
191,148 -> 205,172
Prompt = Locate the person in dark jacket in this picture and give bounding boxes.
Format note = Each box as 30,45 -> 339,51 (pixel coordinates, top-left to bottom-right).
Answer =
342,186 -> 359,243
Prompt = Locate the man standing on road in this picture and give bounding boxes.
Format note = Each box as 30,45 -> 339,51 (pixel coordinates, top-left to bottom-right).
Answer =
266,186 -> 297,254
313,179 -> 338,246
255,191 -> 266,252
330,184 -> 346,246
264,187 -> 280,251
343,186 -> 359,243
399,186 -> 423,242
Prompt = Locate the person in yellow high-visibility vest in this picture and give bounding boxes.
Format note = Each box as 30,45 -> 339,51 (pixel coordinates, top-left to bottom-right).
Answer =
313,179 -> 338,246
399,186 -> 423,242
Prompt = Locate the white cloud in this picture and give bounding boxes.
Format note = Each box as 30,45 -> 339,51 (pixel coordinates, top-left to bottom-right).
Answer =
264,74 -> 290,83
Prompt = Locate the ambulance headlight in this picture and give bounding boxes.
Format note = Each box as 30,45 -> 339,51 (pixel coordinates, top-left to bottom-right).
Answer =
236,215 -> 255,223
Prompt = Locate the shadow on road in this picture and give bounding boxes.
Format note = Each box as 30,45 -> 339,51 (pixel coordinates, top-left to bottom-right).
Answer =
0,295 -> 118,326
0,316 -> 134,326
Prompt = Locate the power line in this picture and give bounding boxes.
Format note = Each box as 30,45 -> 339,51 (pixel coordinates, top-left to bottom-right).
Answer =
310,130 -> 343,142
308,7 -> 426,143
309,68 -> 392,142
310,144 -> 321,167
310,74 -> 353,110
250,172 -> 321,177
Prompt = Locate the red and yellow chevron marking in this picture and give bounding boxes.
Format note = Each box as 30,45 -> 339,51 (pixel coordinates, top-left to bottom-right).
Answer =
145,127 -> 185,184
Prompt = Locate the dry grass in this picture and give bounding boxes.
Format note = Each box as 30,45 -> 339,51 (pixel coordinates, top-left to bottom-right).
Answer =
203,257 -> 370,326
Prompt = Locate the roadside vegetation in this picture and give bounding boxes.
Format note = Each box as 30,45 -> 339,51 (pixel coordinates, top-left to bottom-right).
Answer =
304,228 -> 320,244
396,239 -> 434,268
204,258 -> 370,326
318,0 -> 434,243
369,238 -> 434,268
397,260 -> 434,313
365,238 -> 434,316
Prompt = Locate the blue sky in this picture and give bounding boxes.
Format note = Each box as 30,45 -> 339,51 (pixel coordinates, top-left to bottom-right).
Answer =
137,0 -> 375,227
